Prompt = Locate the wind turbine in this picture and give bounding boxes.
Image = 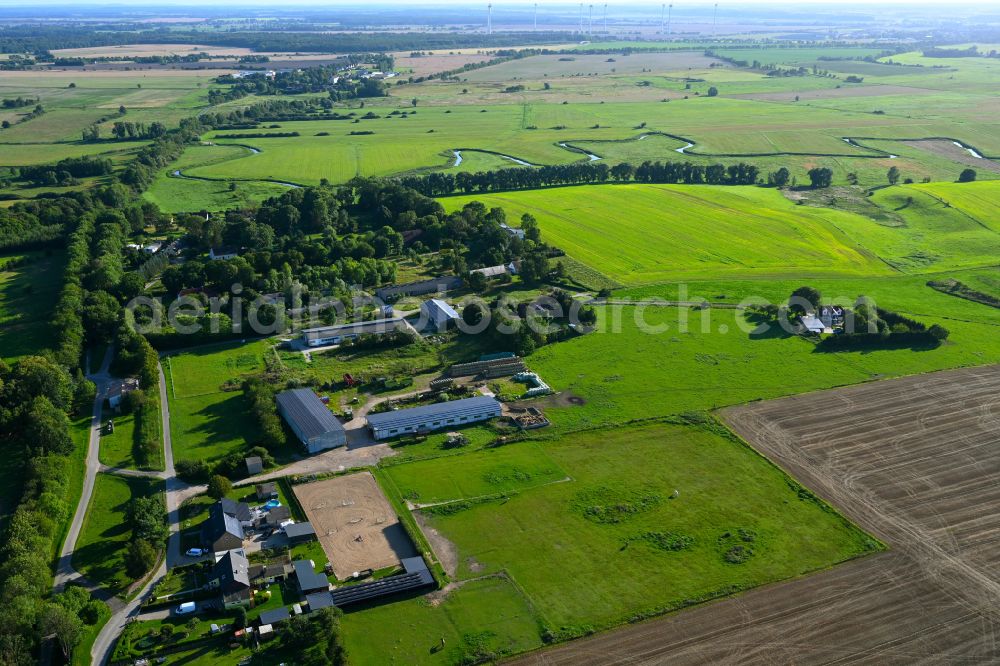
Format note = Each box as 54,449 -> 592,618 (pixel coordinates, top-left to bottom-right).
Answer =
660,3 -> 665,34
666,3 -> 672,37
534,3 -> 538,31
603,3 -> 608,33
712,3 -> 718,38
487,3 -> 492,35
579,3 -> 584,34
588,4 -> 593,35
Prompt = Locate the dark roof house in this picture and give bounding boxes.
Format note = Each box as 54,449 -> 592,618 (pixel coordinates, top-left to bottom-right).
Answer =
220,498 -> 253,523
202,503 -> 244,552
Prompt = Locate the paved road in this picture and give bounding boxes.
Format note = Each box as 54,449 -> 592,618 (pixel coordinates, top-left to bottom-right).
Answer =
53,346 -> 114,594
90,361 -> 197,665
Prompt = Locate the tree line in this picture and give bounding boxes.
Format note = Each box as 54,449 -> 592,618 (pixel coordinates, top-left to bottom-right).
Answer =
396,159 -> 776,196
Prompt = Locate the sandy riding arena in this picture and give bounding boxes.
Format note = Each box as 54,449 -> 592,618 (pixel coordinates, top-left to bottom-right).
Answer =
293,472 -> 416,580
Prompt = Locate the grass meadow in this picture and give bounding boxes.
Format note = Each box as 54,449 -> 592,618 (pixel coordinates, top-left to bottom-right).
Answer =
444,184 -> 893,284
73,473 -> 163,596
408,422 -> 879,633
164,339 -> 271,463
340,575 -> 543,665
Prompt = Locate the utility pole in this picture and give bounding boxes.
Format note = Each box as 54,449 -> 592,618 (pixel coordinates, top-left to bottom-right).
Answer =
666,3 -> 672,37
487,3 -> 492,35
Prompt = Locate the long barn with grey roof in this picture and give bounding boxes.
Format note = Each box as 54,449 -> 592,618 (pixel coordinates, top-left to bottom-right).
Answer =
276,388 -> 347,454
366,396 -> 501,441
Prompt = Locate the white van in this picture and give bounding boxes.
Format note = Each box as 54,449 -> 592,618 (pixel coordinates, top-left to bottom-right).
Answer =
176,601 -> 197,615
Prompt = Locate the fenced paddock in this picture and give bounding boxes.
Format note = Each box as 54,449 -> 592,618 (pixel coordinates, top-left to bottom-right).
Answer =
293,472 -> 416,580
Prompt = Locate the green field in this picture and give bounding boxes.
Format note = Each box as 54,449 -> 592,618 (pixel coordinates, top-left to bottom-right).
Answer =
0,250 -> 65,361
445,184 -> 896,284
384,442 -> 569,505
341,575 -> 543,665
406,421 -> 878,633
73,473 -> 163,596
164,339 -> 271,463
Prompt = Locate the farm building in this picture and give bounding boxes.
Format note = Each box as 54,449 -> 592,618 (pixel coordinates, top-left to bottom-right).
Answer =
276,388 -> 347,454
421,298 -> 460,331
301,318 -> 404,347
202,503 -> 244,552
366,396 -> 502,440
306,591 -> 335,611
500,223 -> 526,240
328,556 -> 435,607
375,276 -> 462,301
471,262 -> 518,278
284,522 -> 317,545
209,246 -> 239,260
800,314 -> 826,335
293,559 -> 330,595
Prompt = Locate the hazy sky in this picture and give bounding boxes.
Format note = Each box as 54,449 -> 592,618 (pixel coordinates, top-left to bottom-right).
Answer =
7,0 -> 999,6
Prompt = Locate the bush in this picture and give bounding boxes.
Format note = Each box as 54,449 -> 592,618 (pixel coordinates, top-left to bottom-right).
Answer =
124,539 -> 158,578
176,459 -> 212,483
207,474 -> 233,499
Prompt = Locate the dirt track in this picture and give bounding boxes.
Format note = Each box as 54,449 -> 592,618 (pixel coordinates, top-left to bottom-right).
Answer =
513,365 -> 1000,664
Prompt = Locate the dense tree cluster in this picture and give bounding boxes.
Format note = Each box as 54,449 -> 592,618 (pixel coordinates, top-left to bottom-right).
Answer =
17,156 -> 114,187
0,357 -> 102,664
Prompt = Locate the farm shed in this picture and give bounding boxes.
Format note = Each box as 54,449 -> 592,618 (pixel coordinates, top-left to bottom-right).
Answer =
258,608 -> 290,626
366,396 -> 501,441
284,522 -> 317,545
301,318 -> 404,348
276,388 -> 347,454
421,298 -> 460,331
293,560 -> 330,595
328,556 -> 435,607
306,591 -> 335,611
201,503 -> 244,553
375,276 -> 462,301
245,456 -> 263,476
255,482 -> 278,501
800,314 -> 826,335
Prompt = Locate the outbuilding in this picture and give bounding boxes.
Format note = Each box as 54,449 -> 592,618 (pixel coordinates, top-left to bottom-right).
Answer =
284,522 -> 317,545
421,298 -> 460,331
276,388 -> 347,454
366,396 -> 501,441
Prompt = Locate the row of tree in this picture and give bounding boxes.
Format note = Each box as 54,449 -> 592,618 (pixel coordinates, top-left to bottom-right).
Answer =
397,159 -> 776,197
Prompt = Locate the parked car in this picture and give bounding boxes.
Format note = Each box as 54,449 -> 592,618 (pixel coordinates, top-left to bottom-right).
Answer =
185,547 -> 206,557
176,602 -> 197,615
